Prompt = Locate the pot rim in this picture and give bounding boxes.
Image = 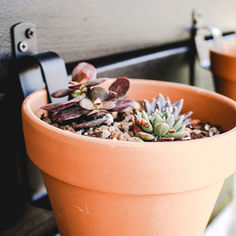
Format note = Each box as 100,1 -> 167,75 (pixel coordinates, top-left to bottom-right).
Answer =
22,78 -> 236,147
210,44 -> 236,60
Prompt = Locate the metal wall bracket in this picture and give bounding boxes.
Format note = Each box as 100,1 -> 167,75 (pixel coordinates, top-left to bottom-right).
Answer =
11,22 -> 38,57
11,22 -> 69,103
192,11 -> 224,70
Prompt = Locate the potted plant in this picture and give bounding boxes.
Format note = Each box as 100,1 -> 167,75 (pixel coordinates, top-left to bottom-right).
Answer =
22,62 -> 236,236
210,43 -> 236,100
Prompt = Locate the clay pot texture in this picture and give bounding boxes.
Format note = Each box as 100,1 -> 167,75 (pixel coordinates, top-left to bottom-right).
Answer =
22,79 -> 236,236
210,44 -> 236,100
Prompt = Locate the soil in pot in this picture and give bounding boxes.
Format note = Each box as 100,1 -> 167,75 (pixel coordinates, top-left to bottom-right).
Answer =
40,62 -> 224,142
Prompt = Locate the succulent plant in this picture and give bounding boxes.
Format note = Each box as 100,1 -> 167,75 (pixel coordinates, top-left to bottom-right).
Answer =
133,94 -> 193,141
41,62 -> 135,128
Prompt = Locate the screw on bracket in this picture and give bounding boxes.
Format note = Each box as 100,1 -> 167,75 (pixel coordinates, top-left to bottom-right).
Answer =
25,28 -> 35,39
18,41 -> 28,52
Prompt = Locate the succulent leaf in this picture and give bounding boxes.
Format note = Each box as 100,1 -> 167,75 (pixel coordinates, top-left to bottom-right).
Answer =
72,62 -> 97,83
87,110 -> 108,117
101,101 -> 116,110
150,113 -> 163,126
89,86 -> 111,102
165,113 -> 175,127
51,106 -> 88,122
79,98 -> 94,110
141,111 -> 149,122
172,115 -> 184,131
109,77 -> 130,98
140,119 -> 153,133
154,122 -> 169,136
111,98 -> 135,112
41,96 -> 83,112
136,131 -> 156,141
51,88 -> 73,98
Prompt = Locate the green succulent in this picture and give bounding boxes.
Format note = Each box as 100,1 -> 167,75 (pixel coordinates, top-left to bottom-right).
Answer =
133,94 -> 192,141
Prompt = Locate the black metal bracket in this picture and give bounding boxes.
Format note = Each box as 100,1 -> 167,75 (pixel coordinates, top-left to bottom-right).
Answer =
11,22 -> 69,103
10,22 -> 70,204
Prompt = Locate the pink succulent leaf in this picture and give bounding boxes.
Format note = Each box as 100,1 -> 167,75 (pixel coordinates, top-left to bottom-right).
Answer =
41,96 -> 83,112
51,107 -> 88,122
51,88 -> 73,98
101,101 -> 116,110
108,77 -> 130,98
87,110 -> 108,117
89,86 -> 111,102
74,116 -> 107,129
79,98 -> 94,110
111,98 -> 135,112
85,77 -> 109,87
71,62 -> 97,83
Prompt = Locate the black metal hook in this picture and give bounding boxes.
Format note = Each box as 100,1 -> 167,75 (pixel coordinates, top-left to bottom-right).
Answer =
11,22 -> 69,103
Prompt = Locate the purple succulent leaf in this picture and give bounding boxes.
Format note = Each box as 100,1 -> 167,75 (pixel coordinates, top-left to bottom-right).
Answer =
85,77 -> 109,87
41,96 -> 83,112
156,101 -> 160,112
150,98 -> 157,111
111,98 -> 135,112
171,99 -> 183,119
79,98 -> 94,110
69,77 -> 109,90
87,110 -> 108,117
144,99 -> 153,114
108,77 -> 130,98
51,88 -> 73,98
164,97 -> 172,113
74,116 -> 107,129
183,111 -> 193,121
51,106 -> 88,122
182,113 -> 193,125
156,93 -> 165,110
101,101 -> 116,110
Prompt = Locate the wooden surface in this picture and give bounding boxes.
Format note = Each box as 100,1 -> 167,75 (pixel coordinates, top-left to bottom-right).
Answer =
0,202 -> 57,236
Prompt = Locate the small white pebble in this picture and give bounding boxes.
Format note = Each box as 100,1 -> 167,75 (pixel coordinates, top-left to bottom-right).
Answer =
105,114 -> 114,125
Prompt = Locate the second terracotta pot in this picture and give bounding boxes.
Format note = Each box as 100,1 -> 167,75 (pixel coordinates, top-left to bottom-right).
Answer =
210,44 -> 236,100
22,79 -> 236,236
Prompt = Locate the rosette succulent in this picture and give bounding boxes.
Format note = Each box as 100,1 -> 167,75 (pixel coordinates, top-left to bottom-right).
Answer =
41,62 -> 135,128
133,94 -> 193,141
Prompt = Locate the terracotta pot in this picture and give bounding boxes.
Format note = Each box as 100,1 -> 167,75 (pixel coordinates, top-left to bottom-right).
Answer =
210,44 -> 236,100
22,79 -> 236,236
